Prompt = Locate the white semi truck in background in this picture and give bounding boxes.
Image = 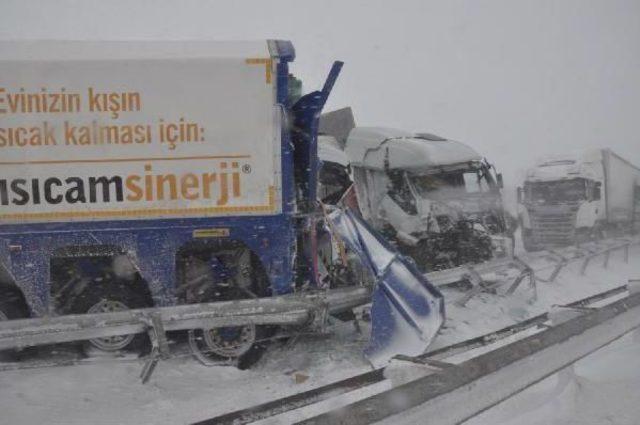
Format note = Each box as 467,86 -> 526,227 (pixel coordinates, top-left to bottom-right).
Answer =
517,149 -> 640,251
318,108 -> 512,272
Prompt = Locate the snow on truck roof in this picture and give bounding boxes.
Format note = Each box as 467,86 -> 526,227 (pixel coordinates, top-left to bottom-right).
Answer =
0,40 -> 289,62
345,127 -> 482,171
535,149 -> 603,167
318,135 -> 351,167
527,149 -> 609,181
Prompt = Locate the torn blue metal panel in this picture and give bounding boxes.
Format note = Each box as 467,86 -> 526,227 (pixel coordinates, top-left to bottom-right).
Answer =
329,208 -> 445,365
290,61 -> 343,286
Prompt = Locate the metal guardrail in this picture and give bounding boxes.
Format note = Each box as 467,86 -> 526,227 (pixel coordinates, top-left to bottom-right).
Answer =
0,286 -> 372,352
2,238 -> 634,353
0,285 -> 372,382
195,283 -> 632,425
297,281 -> 640,425
425,236 -> 640,307
0,236 -> 636,385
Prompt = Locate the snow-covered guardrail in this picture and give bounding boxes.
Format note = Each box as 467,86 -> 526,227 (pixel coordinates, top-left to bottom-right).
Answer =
298,281 -> 640,425
0,286 -> 373,351
425,236 -> 640,307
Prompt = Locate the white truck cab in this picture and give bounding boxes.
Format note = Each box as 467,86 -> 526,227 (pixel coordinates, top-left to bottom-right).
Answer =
342,127 -> 510,270
347,128 -> 478,225
518,149 -> 639,250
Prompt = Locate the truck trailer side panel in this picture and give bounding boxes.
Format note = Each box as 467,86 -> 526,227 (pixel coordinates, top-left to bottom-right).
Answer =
0,40 -> 282,222
0,40 -> 297,316
603,149 -> 640,224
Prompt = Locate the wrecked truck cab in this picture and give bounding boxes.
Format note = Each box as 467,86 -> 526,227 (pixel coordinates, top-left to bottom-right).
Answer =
343,127 -> 512,271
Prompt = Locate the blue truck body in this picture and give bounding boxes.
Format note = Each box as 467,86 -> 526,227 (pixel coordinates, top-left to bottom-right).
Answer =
0,40 -> 314,316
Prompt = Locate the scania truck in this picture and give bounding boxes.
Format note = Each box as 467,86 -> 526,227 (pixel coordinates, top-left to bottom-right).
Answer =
517,149 -> 640,250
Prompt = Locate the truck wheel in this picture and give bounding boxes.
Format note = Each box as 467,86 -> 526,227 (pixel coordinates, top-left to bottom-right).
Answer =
0,298 -> 29,362
70,283 -> 150,354
182,248 -> 272,369
189,325 -> 271,369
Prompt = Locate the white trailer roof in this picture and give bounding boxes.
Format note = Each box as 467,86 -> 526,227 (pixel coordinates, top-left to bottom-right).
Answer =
0,40 -> 272,61
345,127 -> 482,171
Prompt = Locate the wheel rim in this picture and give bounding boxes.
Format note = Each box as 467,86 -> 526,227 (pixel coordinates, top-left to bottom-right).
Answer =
182,249 -> 264,360
87,299 -> 134,351
202,324 -> 256,358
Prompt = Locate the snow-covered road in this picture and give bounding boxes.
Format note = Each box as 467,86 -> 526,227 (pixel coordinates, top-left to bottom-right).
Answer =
465,332 -> 640,425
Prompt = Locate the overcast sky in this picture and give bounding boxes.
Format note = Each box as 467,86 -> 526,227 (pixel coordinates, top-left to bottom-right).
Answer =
2,0 -> 639,201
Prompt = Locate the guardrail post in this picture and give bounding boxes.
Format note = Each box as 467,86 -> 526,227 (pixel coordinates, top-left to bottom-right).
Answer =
548,262 -> 565,283
580,255 -> 592,275
624,244 -> 630,263
505,256 -> 534,297
546,250 -> 568,283
140,312 -> 171,384
630,280 -> 640,343
455,266 -> 485,307
529,269 -> 538,301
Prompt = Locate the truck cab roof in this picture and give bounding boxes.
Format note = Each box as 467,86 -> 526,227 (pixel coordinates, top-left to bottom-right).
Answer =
344,127 -> 482,172
318,135 -> 351,167
526,149 -> 604,182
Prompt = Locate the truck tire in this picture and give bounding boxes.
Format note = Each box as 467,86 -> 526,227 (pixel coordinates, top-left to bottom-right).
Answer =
181,248 -> 273,369
69,282 -> 150,355
0,297 -> 29,362
190,324 -> 272,370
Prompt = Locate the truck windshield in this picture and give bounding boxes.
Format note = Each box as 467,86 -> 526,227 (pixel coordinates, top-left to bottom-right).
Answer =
526,179 -> 586,204
409,168 -> 492,199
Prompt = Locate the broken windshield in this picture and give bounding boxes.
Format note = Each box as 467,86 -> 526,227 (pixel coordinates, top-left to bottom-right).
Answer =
409,168 -> 492,199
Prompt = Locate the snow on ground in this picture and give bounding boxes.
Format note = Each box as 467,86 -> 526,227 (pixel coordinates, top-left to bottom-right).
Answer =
0,244 -> 638,425
0,319 -> 373,425
433,243 -> 639,350
464,332 -> 640,425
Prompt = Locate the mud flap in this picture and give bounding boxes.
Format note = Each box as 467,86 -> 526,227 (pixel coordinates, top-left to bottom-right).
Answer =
329,209 -> 445,366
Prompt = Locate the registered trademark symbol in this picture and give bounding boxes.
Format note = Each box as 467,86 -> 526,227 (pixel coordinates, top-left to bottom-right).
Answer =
242,164 -> 252,173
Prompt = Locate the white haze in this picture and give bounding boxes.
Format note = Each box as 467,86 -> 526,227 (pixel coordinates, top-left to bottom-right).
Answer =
2,0 -> 639,209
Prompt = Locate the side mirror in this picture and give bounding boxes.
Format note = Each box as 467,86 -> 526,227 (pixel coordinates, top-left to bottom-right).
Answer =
517,187 -> 523,204
496,173 -> 504,189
